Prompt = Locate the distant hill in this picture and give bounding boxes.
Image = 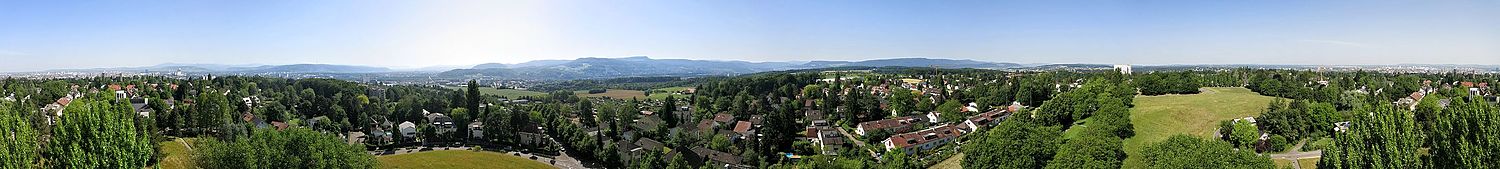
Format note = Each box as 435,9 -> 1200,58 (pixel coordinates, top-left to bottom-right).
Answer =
440,56 -> 1020,80
235,64 -> 391,73
472,59 -> 572,69
43,63 -> 392,74
788,58 -> 1020,69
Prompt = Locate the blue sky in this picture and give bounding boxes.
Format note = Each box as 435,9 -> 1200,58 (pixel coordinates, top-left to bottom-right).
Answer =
1,0 -> 1497,72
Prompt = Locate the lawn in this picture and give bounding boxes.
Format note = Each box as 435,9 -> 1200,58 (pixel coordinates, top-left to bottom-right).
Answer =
157,138 -> 196,169
377,150 -> 553,169
1273,158 -> 1320,169
929,153 -> 963,169
1122,87 -> 1277,169
445,86 -> 547,98
575,89 -> 646,99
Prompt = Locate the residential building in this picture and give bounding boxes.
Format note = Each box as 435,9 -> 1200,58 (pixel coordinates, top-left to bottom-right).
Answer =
881,124 -> 963,154
855,116 -> 923,136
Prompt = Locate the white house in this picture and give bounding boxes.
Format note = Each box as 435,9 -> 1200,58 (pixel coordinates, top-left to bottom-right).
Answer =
469,121 -> 484,139
398,121 -> 417,138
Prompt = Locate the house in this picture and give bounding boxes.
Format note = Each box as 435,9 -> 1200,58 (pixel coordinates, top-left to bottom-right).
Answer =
426,112 -> 455,134
1333,121 -> 1351,133
690,147 -> 745,168
962,109 -> 1010,133
808,126 -> 846,155
469,121 -> 484,139
129,97 -> 151,117
398,121 -> 417,138
713,113 -> 735,124
855,116 -> 923,136
634,138 -> 666,152
732,121 -> 754,140
803,110 -> 825,123
881,124 -> 963,154
634,116 -> 664,132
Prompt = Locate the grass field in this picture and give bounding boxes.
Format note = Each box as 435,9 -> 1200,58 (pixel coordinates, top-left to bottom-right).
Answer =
157,138 -> 196,169
444,86 -> 548,98
1122,87 -> 1277,169
929,153 -> 963,169
377,150 -> 553,169
575,89 -> 646,99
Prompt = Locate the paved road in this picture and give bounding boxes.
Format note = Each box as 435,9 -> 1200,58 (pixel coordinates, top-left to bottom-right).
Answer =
834,127 -> 882,159
1268,150 -> 1321,159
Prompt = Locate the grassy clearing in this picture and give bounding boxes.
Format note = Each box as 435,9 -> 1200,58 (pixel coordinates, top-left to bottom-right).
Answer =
1299,158 -> 1319,169
929,153 -> 963,169
1122,87 -> 1277,169
157,138 -> 196,169
377,150 -> 552,169
575,89 -> 646,99
444,86 -> 547,98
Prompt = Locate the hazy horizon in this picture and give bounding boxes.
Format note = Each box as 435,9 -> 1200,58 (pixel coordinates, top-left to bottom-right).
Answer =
3,0 -> 1498,72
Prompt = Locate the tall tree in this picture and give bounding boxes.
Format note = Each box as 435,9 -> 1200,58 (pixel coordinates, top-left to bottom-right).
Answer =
466,79 -> 482,117
0,100 -> 38,168
195,88 -> 233,136
1319,104 -> 1424,169
660,95 -> 677,128
48,93 -> 155,168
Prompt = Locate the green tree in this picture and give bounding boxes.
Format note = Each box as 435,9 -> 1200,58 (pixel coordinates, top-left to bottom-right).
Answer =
936,100 -> 964,123
1319,104 -> 1424,169
1141,135 -> 1274,169
964,119 -> 1062,169
466,80 -> 482,117
195,88 -> 233,136
47,93 -> 155,168
1231,121 -> 1259,148
0,100 -> 38,168
193,128 -> 376,169
880,149 -> 922,169
1044,133 -> 1124,169
1424,98 -> 1499,168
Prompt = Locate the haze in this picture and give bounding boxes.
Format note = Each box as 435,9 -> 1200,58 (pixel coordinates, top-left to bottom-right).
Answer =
1,0 -> 1498,72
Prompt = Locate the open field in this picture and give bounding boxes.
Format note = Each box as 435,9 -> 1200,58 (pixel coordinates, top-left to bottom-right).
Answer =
444,86 -> 548,98
377,150 -> 553,169
1122,87 -> 1277,168
575,89 -> 646,99
157,138 -> 196,169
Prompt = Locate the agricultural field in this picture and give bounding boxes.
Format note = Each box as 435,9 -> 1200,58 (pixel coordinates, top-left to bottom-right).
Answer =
575,89 -> 646,99
377,150 -> 552,169
1121,87 -> 1278,168
444,86 -> 548,98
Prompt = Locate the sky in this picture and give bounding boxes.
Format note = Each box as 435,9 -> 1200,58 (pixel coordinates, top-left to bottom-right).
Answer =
1,0 -> 1497,72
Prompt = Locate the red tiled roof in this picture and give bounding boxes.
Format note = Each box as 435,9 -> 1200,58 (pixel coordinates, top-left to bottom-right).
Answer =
271,121 -> 288,130
733,121 -> 753,134
713,113 -> 734,123
55,97 -> 72,106
858,116 -> 920,132
886,125 -> 962,148
108,84 -> 122,91
1462,82 -> 1475,88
